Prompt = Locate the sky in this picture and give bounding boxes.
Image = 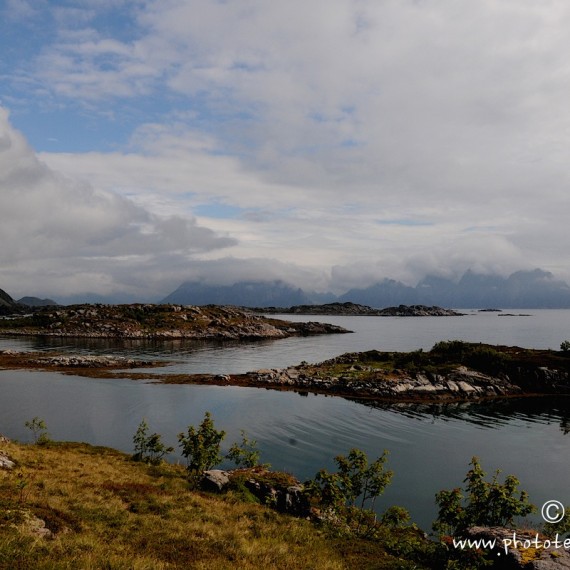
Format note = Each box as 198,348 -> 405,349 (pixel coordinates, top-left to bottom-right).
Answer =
1,0 -> 570,301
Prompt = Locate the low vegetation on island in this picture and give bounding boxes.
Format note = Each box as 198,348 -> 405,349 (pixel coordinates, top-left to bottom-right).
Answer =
3,340 -> 569,404
251,302 -> 464,316
2,414 -> 569,569
0,303 -> 350,340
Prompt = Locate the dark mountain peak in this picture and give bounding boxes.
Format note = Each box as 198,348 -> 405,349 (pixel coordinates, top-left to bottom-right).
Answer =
0,287 -> 16,308
162,279 -> 310,307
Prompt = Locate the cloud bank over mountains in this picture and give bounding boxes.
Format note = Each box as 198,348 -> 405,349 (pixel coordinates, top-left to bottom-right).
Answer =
1,1 -> 570,300
0,108 -> 235,299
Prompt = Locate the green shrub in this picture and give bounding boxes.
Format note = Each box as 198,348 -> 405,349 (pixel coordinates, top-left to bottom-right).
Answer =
24,417 -> 50,445
132,419 -> 174,465
178,412 -> 226,484
226,430 -> 267,468
305,448 -> 394,537
433,456 -> 535,537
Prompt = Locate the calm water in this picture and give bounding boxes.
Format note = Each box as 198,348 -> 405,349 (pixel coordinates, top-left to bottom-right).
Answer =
0,309 -> 569,531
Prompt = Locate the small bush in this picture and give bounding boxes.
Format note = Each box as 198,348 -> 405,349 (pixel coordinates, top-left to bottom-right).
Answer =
305,448 -> 394,537
433,456 -> 535,537
226,430 -> 267,468
178,412 -> 226,484
132,419 -> 174,465
24,417 -> 50,445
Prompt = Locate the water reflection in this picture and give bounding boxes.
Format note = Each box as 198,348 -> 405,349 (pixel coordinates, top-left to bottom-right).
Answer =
2,316 -> 570,532
0,368 -> 567,532
356,396 -> 570,434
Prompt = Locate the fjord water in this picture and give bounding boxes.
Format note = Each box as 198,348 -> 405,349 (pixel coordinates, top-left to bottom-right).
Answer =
0,309 -> 569,531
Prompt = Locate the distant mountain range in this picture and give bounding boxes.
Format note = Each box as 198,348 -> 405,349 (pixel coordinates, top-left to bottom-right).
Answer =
161,269 -> 570,309
3,268 -> 570,310
338,269 -> 570,309
162,280 -> 312,307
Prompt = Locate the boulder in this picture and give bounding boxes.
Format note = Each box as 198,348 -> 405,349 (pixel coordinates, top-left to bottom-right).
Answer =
244,478 -> 310,517
201,470 -> 230,492
0,452 -> 15,470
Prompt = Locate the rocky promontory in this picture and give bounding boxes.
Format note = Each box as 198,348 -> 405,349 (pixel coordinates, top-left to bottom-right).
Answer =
252,302 -> 464,316
0,303 -> 350,340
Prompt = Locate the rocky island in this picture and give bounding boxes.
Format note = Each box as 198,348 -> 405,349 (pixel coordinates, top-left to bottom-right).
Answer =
0,303 -> 350,340
2,341 -> 569,404
158,341 -> 570,402
252,302 -> 464,316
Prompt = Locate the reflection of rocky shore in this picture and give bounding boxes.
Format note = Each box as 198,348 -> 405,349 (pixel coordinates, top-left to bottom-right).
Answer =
2,342 -> 570,408
355,396 -> 570,434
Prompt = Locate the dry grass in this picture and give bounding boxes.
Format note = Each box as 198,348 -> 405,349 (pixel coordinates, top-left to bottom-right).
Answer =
0,441 -> 347,570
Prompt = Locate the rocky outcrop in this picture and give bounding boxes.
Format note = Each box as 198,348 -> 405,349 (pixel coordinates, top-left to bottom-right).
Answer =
240,365 -> 530,401
0,435 -> 14,470
201,470 -> 231,492
255,302 -> 386,315
243,479 -> 309,517
20,512 -> 53,539
200,468 -> 310,517
0,452 -> 15,470
376,304 -> 464,316
29,355 -> 155,368
0,303 -> 350,340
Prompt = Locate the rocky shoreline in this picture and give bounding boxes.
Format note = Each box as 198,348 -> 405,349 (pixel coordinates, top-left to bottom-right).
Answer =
0,303 -> 350,340
157,363 -> 570,403
2,342 -> 569,404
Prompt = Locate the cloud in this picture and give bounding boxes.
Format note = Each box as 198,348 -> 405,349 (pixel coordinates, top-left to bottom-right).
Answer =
3,1 -> 570,296
0,107 -> 236,298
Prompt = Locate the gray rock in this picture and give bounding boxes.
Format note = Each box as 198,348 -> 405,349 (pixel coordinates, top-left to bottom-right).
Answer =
0,452 -> 15,470
282,485 -> 309,516
201,469 -> 230,492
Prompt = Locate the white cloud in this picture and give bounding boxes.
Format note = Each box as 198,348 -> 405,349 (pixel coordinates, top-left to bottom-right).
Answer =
0,107 -> 236,298
4,1 -> 570,296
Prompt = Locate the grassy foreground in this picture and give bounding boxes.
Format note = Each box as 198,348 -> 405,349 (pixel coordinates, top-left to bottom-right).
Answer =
0,440 -> 417,570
